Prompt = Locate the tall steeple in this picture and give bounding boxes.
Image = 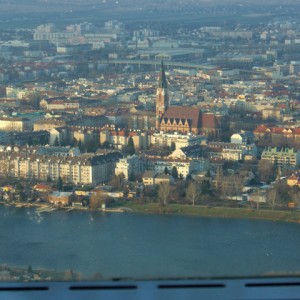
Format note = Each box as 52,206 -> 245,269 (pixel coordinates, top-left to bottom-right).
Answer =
156,61 -> 169,130
158,60 -> 167,89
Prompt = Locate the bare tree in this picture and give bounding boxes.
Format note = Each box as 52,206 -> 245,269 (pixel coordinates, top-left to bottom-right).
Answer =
109,173 -> 125,190
157,182 -> 170,206
90,191 -> 107,210
258,160 -> 275,183
186,181 -> 200,206
219,175 -> 243,200
289,188 -> 300,206
267,188 -> 278,210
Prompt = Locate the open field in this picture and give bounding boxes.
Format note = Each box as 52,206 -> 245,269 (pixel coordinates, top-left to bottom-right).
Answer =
121,202 -> 300,223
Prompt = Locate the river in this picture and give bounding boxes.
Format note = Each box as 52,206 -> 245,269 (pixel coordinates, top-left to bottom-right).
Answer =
1,205 -> 300,280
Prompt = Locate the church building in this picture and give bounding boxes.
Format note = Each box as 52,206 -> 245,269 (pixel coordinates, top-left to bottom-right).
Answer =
155,62 -> 202,134
155,62 -> 225,137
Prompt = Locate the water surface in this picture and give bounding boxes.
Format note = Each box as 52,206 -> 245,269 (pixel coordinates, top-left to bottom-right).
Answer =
1,206 -> 300,279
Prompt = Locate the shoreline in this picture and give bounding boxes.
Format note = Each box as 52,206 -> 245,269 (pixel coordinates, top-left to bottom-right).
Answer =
1,200 -> 300,223
119,202 -> 300,224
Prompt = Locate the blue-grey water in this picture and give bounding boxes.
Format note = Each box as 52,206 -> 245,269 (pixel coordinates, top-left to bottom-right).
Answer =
1,206 -> 300,279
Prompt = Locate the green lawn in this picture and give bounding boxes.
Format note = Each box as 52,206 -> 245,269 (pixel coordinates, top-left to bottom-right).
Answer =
121,202 -> 300,223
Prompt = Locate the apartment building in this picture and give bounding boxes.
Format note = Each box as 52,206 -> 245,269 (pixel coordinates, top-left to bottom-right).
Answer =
261,147 -> 300,169
34,119 -> 66,132
115,155 -> 145,180
40,99 -> 80,110
100,130 -> 149,150
151,132 -> 206,149
0,148 -> 122,184
145,157 -> 206,179
0,117 -> 31,132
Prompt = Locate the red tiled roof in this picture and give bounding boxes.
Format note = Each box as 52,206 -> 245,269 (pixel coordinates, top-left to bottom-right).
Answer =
202,112 -> 217,129
254,125 -> 268,133
163,107 -> 201,129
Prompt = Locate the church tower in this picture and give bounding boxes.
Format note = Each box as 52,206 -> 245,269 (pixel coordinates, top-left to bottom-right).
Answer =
156,61 -> 169,130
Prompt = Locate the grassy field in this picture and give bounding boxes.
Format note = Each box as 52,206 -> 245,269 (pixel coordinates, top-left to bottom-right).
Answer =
121,202 -> 300,223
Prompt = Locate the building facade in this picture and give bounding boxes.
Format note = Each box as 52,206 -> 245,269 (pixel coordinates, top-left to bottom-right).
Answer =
151,132 -> 206,149
155,62 -> 223,136
0,117 -> 31,132
115,155 -> 145,180
261,147 -> 300,169
0,147 -> 122,184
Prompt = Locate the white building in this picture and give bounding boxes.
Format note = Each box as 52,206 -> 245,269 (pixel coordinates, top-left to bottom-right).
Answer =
146,157 -> 207,179
231,133 -> 247,144
151,132 -> 206,149
115,155 -> 145,180
222,144 -> 257,161
100,130 -> 149,150
0,117 -> 31,132
0,148 -> 122,185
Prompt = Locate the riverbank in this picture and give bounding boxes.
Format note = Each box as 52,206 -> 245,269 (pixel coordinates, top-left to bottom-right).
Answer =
2,200 -> 300,223
120,202 -> 300,223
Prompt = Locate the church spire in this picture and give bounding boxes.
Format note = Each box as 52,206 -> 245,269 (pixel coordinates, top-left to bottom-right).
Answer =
156,60 -> 169,130
158,60 -> 167,89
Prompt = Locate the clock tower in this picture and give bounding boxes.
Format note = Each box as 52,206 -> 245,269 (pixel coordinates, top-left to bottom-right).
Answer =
156,61 -> 169,130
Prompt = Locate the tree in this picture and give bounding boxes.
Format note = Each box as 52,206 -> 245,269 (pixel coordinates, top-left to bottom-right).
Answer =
128,171 -> 136,182
28,92 -> 41,109
186,181 -> 200,206
109,174 -> 125,190
221,175 -> 243,198
72,137 -> 78,147
125,137 -> 135,155
273,181 -> 290,203
27,136 -> 33,146
267,188 -> 278,210
289,187 -> 300,206
186,174 -> 192,181
157,182 -> 170,206
102,141 -> 110,149
258,160 -> 275,183
171,166 -> 178,179
201,180 -> 210,195
15,182 -> 25,202
164,166 -> 169,175
90,191 -> 107,209
54,137 -> 59,147
39,134 -> 48,145
56,176 -> 63,191
170,141 -> 176,151
77,140 -> 84,152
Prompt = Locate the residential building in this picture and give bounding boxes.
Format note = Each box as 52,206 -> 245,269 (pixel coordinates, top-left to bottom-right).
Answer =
142,171 -> 174,186
151,132 -> 206,149
40,99 -> 80,110
230,132 -> 254,144
115,155 -> 145,180
145,157 -> 205,179
261,147 -> 300,169
253,124 -> 300,144
100,130 -> 149,150
205,142 -> 257,161
34,119 -> 66,132
287,173 -> 300,187
0,117 -> 31,132
48,191 -> 74,205
0,147 -> 122,184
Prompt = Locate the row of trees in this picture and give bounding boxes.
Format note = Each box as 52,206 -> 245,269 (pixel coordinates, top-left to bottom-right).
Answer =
267,181 -> 300,209
157,180 -> 211,206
